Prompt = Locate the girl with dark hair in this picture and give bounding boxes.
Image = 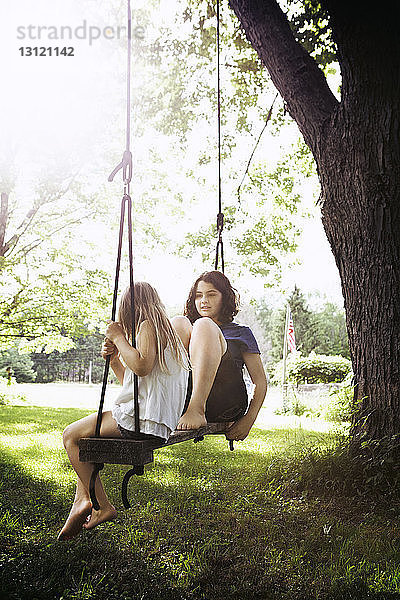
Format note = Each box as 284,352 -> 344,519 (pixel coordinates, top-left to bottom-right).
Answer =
172,271 -> 267,440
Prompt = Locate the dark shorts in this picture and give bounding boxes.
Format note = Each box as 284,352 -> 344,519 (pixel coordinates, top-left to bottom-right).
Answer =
117,425 -> 165,447
184,349 -> 248,422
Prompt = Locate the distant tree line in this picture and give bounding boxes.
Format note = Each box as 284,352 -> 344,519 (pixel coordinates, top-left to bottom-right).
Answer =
1,287 -> 348,383
0,334 -> 107,384
31,334 -> 106,383
255,286 -> 349,364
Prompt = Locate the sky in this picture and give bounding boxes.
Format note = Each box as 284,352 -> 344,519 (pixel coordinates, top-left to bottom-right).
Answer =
0,0 -> 343,311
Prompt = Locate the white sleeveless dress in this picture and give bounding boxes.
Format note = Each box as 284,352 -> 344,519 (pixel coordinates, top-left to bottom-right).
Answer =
112,346 -> 189,441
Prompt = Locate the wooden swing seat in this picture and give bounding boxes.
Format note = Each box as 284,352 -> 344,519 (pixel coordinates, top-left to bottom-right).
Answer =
79,422 -> 232,466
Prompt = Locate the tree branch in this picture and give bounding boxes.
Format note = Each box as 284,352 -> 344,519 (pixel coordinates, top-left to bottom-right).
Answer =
0,315 -> 59,326
321,0 -> 400,102
0,288 -> 25,318
6,210 -> 96,263
2,208 -> 37,257
236,92 -> 278,202
228,0 -> 339,153
0,193 -> 8,254
2,175 -> 78,259
0,334 -> 38,338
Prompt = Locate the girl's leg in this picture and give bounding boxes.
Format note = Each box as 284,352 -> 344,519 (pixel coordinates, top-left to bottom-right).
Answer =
58,411 -> 120,540
177,317 -> 227,430
171,315 -> 192,352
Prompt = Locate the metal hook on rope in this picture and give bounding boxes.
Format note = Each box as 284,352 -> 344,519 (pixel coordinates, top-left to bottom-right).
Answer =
121,466 -> 144,509
108,150 -> 133,185
89,463 -> 104,511
108,0 -> 133,187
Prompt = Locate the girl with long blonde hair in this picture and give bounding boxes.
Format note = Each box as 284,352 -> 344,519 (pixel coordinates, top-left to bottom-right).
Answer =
58,282 -> 189,541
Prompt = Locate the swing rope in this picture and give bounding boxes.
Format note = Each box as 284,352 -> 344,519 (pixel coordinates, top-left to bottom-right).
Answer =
94,0 -> 224,442
94,0 -> 139,440
81,0 -> 237,509
214,0 -> 224,274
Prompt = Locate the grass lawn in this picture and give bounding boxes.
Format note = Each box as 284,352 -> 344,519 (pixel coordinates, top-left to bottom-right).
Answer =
1,404 -> 400,600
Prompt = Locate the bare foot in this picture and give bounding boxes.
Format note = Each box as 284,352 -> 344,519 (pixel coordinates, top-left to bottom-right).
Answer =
177,410 -> 207,430
83,504 -> 117,531
57,499 -> 92,541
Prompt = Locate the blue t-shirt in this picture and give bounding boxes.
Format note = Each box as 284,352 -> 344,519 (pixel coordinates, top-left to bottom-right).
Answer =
219,322 -> 260,371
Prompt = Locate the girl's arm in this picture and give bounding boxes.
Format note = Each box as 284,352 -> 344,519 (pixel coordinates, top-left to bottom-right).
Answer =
226,353 -> 267,441
101,338 -> 125,384
105,320 -> 157,377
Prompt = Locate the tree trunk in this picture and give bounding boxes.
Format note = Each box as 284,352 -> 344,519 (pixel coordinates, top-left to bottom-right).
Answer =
320,129 -> 400,443
229,0 -> 400,448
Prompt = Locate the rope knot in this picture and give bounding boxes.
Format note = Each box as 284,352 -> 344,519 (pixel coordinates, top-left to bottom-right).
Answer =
216,212 -> 224,234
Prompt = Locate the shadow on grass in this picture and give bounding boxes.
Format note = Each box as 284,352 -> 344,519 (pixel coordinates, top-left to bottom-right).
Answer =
3,456 -> 398,600
2,406 -> 400,600
0,458 -> 194,600
279,433 -> 400,515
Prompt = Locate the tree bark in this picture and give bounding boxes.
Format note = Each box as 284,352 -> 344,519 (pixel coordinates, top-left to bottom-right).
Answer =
228,0 -> 400,448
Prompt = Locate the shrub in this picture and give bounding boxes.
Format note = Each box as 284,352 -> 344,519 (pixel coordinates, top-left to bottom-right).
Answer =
0,376 -> 27,405
0,348 -> 36,383
272,352 -> 351,385
322,384 -> 354,422
286,434 -> 400,501
275,384 -> 354,422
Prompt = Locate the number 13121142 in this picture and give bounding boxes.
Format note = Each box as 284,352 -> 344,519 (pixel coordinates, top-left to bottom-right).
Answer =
19,47 -> 75,57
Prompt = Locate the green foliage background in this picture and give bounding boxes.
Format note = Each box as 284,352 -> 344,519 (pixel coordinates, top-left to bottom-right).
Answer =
1,0 -> 342,371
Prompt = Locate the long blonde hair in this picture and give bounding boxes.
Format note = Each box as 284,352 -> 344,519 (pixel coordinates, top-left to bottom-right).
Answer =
118,282 -> 188,373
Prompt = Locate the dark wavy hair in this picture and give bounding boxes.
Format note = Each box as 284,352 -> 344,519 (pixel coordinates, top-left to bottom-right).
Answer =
184,271 -> 240,324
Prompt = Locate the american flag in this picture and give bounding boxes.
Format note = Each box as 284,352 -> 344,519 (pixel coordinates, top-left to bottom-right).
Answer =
287,308 -> 296,353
